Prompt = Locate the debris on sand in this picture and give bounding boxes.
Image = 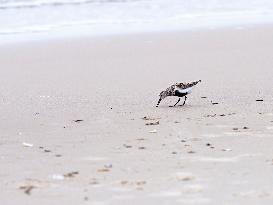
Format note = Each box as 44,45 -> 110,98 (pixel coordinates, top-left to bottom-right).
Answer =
19,185 -> 36,195
74,120 -> 84,123
51,171 -> 79,180
145,121 -> 159,126
142,116 -> 155,120
142,116 -> 160,120
123,144 -> 132,148
176,172 -> 195,181
44,149 -> 51,153
174,121 -> 180,123
18,179 -> 50,195
228,113 -> 236,115
211,101 -> 219,105
97,168 -> 110,172
136,138 -> 146,141
205,113 -> 235,118
120,180 -> 146,188
136,181 -> 146,186
138,146 -> 146,150
149,129 -> 157,133
256,99 -> 264,102
201,96 -> 207,99
228,112 -> 236,115
187,151 -> 195,154
89,178 -> 99,185
64,171 -> 79,178
232,127 -> 249,131
206,114 -> 217,117
22,142 -> 33,147
121,180 -> 128,185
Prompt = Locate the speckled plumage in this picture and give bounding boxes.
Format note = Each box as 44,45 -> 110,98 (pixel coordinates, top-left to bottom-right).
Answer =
156,80 -> 201,107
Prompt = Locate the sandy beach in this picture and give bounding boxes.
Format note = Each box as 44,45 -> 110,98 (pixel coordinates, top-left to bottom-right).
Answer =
1,25 -> 273,204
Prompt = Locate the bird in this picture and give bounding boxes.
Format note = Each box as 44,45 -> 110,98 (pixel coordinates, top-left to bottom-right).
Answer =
156,80 -> 201,107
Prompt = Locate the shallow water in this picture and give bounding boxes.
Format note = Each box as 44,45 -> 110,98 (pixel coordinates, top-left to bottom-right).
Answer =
1,0 -> 273,43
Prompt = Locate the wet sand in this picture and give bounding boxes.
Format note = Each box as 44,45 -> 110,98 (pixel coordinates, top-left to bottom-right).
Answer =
1,25 -> 273,204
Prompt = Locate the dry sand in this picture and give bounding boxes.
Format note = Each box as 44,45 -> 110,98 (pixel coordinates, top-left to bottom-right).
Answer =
1,25 -> 273,204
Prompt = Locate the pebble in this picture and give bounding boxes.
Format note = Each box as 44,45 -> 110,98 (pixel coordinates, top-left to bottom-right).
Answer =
222,148 -> 232,151
145,121 -> 159,126
64,171 -> 79,178
149,129 -> 157,133
123,144 -> 132,148
22,142 -> 33,147
104,164 -> 113,168
74,120 -> 84,123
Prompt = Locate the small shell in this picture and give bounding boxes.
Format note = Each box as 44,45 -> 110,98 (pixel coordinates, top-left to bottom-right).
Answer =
149,129 -> 157,133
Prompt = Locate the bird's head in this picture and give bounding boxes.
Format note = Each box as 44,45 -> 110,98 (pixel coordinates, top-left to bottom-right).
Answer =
156,90 -> 168,107
159,90 -> 168,100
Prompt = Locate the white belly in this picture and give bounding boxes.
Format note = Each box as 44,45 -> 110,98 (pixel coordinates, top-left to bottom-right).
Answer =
177,87 -> 193,94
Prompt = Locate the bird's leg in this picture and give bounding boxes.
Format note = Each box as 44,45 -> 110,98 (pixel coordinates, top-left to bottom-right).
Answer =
183,96 -> 187,105
170,98 -> 180,107
179,96 -> 187,106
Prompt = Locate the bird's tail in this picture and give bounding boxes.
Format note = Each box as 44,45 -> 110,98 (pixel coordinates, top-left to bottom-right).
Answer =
192,80 -> 201,86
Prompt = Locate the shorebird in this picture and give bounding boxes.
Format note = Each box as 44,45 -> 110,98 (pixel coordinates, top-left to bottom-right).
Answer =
156,80 -> 201,107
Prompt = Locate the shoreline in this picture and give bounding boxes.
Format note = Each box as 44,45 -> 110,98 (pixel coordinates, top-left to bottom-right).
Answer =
1,22 -> 273,46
